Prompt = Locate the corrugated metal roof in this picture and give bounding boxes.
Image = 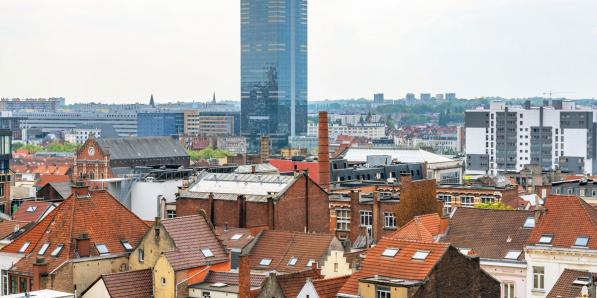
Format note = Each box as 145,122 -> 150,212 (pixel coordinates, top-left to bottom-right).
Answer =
188,172 -> 295,197
342,148 -> 453,164
96,136 -> 188,160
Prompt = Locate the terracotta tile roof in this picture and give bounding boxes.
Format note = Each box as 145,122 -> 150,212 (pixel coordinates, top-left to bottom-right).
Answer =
547,269 -> 595,298
214,226 -> 258,252
162,215 -> 229,271
312,275 -> 350,298
35,175 -> 70,188
389,213 -> 446,242
0,220 -> 30,240
277,269 -> 322,298
338,238 -> 449,296
12,201 -> 54,223
268,159 -> 320,184
248,230 -> 337,273
441,208 -> 533,261
528,195 -> 597,249
202,271 -> 266,288
95,269 -> 153,298
1,189 -> 150,275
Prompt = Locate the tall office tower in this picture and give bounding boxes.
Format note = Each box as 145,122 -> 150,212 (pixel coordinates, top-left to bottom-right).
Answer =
241,0 -> 308,153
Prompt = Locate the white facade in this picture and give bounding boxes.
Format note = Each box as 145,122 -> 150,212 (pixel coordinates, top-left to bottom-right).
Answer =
297,279 -> 320,298
481,260 -> 527,298
0,252 -> 23,295
64,128 -> 102,145
327,113 -> 383,126
130,179 -> 183,221
308,123 -> 386,139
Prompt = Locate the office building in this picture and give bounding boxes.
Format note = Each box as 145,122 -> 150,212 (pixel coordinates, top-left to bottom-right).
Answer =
445,93 -> 457,101
435,93 -> 445,101
405,93 -> 416,104
240,0 -> 308,153
0,98 -> 64,112
0,130 -> 10,215
16,111 -> 138,137
465,100 -> 597,175
373,93 -> 384,104
420,93 -> 431,102
137,112 -> 184,137
183,110 -> 240,136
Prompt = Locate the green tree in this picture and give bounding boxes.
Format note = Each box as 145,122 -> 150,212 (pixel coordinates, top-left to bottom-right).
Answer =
187,147 -> 232,161
475,202 -> 512,210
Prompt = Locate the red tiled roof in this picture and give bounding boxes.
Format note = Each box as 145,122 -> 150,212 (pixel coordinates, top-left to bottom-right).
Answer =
214,226 -> 257,252
1,189 -> 150,275
312,275 -> 350,298
35,174 -> 70,188
277,269 -> 322,298
528,195 -> 597,249
162,215 -> 229,271
338,238 -> 449,296
94,269 -> 153,298
0,220 -> 29,240
547,269 -> 595,298
389,213 -> 446,242
268,160 -> 320,184
202,271 -> 266,288
248,230 -> 337,273
12,201 -> 54,223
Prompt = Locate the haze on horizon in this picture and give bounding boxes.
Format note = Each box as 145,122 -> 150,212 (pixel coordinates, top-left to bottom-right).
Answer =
1,0 -> 596,103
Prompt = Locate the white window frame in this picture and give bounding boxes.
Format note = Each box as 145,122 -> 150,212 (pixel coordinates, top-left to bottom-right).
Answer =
461,196 -> 474,207
384,212 -> 396,229
336,209 -> 350,231
503,281 -> 515,298
376,286 -> 391,298
138,249 -> 145,263
533,266 -> 545,290
360,210 -> 372,227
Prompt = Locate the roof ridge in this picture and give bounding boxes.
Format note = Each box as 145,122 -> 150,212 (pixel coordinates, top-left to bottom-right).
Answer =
575,196 -> 597,233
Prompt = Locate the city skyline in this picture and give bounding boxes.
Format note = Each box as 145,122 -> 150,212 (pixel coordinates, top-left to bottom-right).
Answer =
1,0 -> 597,103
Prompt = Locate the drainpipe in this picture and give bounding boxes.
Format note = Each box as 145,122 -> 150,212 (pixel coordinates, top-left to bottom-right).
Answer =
175,266 -> 210,298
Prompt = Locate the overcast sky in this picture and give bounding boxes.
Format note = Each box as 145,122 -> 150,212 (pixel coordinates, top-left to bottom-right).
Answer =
1,0 -> 596,103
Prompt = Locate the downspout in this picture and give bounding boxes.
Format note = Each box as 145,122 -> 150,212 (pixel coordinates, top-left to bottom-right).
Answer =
175,265 -> 211,298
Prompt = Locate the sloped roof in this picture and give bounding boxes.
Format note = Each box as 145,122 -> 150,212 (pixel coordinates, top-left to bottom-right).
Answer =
441,208 -> 533,261
339,238 -> 450,296
312,275 -> 350,298
547,269 -> 595,298
528,195 -> 597,249
35,174 -> 70,188
214,226 -> 259,252
95,136 -> 188,160
189,172 -> 296,197
389,213 -> 447,242
268,159 -> 320,184
162,215 -> 228,271
201,270 -> 265,288
277,269 -> 322,298
12,201 -> 54,223
47,182 -> 73,199
1,189 -> 150,274
96,269 -> 152,298
234,163 -> 280,174
248,230 -> 337,274
0,220 -> 29,240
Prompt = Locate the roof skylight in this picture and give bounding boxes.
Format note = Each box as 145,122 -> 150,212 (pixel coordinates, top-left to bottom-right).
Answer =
412,250 -> 430,260
504,250 -> 522,260
382,248 -> 399,257
201,248 -> 214,258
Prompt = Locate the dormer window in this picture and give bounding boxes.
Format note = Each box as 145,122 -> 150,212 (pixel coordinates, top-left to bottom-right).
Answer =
230,234 -> 243,240
96,244 -> 110,256
201,248 -> 214,258
504,250 -> 522,260
523,217 -> 535,228
538,234 -> 553,245
259,258 -> 272,266
574,236 -> 589,247
121,240 -> 133,251
288,257 -> 298,266
412,250 -> 430,260
38,243 -> 50,256
381,248 -> 399,257
18,241 -> 30,253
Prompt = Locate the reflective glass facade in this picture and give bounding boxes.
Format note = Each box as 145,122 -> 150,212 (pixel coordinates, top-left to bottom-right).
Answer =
241,0 -> 308,153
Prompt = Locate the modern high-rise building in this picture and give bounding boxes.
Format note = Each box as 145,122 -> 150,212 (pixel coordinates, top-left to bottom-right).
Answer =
240,0 -> 308,153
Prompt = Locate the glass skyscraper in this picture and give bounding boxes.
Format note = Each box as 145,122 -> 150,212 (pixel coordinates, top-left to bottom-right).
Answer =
240,0 -> 308,153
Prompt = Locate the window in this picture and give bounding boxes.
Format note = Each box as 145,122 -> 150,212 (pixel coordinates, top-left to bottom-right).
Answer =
593,190 -> 597,197
439,195 -> 452,216
201,248 -> 214,258
384,212 -> 396,229
533,266 -> 545,290
120,263 -> 127,271
376,286 -> 391,298
575,236 -> 589,247
18,241 -> 30,253
382,248 -> 399,257
96,244 -> 110,255
121,240 -> 133,251
38,243 -> 50,256
504,250 -> 522,259
460,196 -> 474,207
51,244 -> 64,257
336,209 -> 350,231
503,282 -> 515,298
412,250 -> 430,260
567,188 -> 574,195
480,197 -> 494,204
523,217 -> 535,228
360,210 -> 372,227
230,234 -> 243,240
166,210 -> 176,219
538,234 -> 553,244
161,277 -> 166,286
306,259 -> 316,267
138,249 -> 145,263
26,206 -> 37,213
288,257 -> 298,266
334,262 -> 338,272
259,258 -> 272,266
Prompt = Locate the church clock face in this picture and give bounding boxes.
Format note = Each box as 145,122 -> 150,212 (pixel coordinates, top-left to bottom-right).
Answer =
88,146 -> 95,156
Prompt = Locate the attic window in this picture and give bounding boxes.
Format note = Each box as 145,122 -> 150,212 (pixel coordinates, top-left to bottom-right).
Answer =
523,217 -> 535,228
201,248 -> 214,258
230,234 -> 243,241
504,250 -> 522,260
212,282 -> 228,288
38,243 -> 50,256
18,241 -> 30,253
538,234 -> 553,245
96,244 -> 110,255
288,257 -> 298,266
574,236 -> 589,247
26,206 -> 37,213
121,240 -> 133,251
306,259 -> 316,267
412,250 -> 430,260
458,248 -> 471,255
51,244 -> 64,257
382,248 -> 399,257
573,276 -> 591,286
259,258 -> 272,266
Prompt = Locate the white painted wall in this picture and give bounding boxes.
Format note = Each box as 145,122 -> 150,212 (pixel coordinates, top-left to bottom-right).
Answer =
481,261 -> 527,298
81,279 -> 110,298
297,279 -> 319,298
130,180 -> 183,220
465,127 -> 486,154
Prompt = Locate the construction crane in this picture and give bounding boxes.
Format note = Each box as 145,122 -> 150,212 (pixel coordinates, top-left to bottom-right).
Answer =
543,90 -> 574,99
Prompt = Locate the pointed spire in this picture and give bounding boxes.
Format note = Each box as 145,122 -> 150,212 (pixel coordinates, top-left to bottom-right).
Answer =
149,94 -> 155,108
212,92 -> 216,104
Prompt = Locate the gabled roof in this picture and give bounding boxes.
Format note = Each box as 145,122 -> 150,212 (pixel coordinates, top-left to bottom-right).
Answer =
214,226 -> 260,252
441,208 -> 533,261
35,174 -> 70,188
161,215 -> 228,271
95,136 -> 188,160
46,182 -> 73,200
389,213 -> 447,242
1,189 -> 150,274
339,238 -> 450,296
528,195 -> 597,249
312,275 -> 351,298
192,270 -> 265,289
248,230 -> 338,273
12,201 -> 55,223
277,269 -> 322,298
85,269 -> 153,298
547,269 -> 595,298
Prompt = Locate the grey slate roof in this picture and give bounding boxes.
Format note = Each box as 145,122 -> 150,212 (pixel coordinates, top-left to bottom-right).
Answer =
96,136 -> 188,161
48,182 -> 72,199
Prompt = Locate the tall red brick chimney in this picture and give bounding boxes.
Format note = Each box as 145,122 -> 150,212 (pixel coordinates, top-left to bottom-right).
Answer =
32,257 -> 48,290
318,111 -> 330,191
238,254 -> 250,298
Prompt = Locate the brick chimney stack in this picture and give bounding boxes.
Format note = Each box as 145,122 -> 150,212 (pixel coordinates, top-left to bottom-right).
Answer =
32,257 -> 48,290
238,254 -> 250,298
71,181 -> 90,198
318,111 -> 330,191
76,234 -> 90,257
372,191 -> 380,243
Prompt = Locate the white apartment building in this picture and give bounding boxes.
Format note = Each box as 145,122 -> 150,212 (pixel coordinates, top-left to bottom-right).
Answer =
308,123 -> 386,139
